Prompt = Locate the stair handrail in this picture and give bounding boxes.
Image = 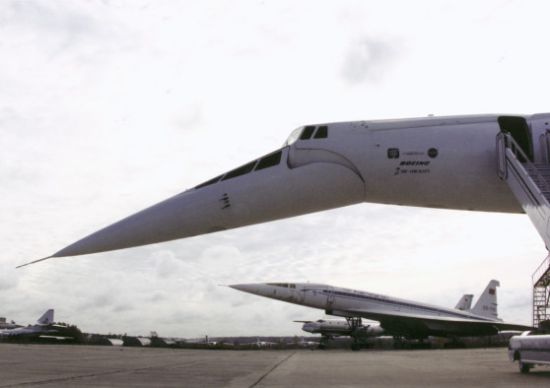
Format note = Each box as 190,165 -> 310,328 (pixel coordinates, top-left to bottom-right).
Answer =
498,132 -> 550,195
533,254 -> 550,285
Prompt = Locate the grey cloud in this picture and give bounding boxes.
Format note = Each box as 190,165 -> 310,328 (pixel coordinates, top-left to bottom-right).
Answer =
0,269 -> 19,291
341,37 -> 398,84
112,303 -> 135,313
4,1 -> 99,48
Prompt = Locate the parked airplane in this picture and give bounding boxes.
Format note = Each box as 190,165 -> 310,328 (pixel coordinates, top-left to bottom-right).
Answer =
20,113 -> 550,266
229,281 -> 532,346
0,309 -> 64,338
297,293 -> 475,349
296,318 -> 384,350
0,318 -> 21,330
455,294 -> 474,311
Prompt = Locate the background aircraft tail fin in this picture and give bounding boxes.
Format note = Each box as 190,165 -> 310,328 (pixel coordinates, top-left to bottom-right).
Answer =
37,309 -> 54,325
471,280 -> 500,319
455,294 -> 474,311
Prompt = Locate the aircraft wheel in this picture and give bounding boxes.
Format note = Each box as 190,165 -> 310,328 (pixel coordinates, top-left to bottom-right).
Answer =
519,362 -> 531,374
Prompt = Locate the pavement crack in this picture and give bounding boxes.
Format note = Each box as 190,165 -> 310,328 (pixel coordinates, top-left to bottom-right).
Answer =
249,352 -> 295,388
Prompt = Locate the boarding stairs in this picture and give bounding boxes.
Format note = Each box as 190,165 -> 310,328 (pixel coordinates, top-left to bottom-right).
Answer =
497,132 -> 550,250
497,132 -> 550,327
532,255 -> 550,327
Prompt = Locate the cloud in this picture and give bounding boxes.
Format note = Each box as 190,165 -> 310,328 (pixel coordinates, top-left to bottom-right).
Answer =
341,37 -> 398,84
0,268 -> 20,291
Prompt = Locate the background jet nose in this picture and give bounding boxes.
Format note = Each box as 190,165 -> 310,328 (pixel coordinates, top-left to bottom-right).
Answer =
229,284 -> 260,294
302,323 -> 317,333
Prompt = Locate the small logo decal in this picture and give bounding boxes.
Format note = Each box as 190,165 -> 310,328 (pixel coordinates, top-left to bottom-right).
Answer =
428,148 -> 438,158
387,148 -> 400,159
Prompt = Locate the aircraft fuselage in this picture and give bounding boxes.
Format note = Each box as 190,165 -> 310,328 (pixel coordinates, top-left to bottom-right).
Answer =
26,113 -> 550,262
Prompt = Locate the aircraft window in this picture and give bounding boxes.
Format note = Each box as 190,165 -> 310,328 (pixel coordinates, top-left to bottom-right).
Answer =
255,150 -> 282,171
222,161 -> 257,181
285,126 -> 303,146
195,175 -> 223,189
299,125 -> 316,140
314,125 -> 328,138
267,283 -> 289,288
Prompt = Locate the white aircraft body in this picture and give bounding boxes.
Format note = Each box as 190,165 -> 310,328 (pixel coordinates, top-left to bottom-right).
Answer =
296,318 -> 384,349
230,281 -> 532,339
298,318 -> 383,337
21,113 -> 550,266
298,293 -> 474,348
0,309 -> 59,337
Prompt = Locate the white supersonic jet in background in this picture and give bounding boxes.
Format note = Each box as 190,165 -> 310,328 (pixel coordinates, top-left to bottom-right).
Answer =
229,280 -> 532,350
20,113 -> 550,266
296,293 -> 475,349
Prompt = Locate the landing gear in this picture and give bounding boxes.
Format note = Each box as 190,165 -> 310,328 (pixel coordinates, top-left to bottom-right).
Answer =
393,336 -> 405,349
519,362 -> 531,374
318,335 -> 330,350
346,317 -> 363,351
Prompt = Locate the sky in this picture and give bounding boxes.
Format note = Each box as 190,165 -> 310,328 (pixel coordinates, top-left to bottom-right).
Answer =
2,0 -> 550,337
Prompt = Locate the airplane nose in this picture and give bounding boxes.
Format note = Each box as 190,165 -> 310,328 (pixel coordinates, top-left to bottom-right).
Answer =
228,284 -> 260,295
51,189 -> 222,259
21,145 -> 365,266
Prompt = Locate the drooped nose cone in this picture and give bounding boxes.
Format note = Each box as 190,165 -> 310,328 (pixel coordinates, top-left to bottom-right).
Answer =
21,142 -> 365,267
229,284 -> 265,296
51,189 -> 221,258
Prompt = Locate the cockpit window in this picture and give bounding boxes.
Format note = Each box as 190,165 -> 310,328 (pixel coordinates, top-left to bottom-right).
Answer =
314,125 -> 328,138
285,126 -> 303,146
285,125 -> 329,146
222,161 -> 257,181
299,125 -> 315,140
195,175 -> 223,189
255,150 -> 282,171
194,149 -> 284,189
267,283 -> 289,288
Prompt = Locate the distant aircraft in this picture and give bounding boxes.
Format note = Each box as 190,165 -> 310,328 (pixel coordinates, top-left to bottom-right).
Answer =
229,280 -> 532,347
455,294 -> 474,311
20,113 -> 550,266
295,318 -> 384,350
0,318 -> 21,330
0,309 -> 65,338
296,294 -> 475,349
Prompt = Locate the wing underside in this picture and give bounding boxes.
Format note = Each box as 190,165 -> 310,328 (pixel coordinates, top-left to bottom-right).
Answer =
326,308 -> 531,338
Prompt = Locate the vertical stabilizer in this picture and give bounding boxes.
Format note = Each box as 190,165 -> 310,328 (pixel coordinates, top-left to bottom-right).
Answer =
37,309 -> 54,325
455,294 -> 474,311
471,280 -> 500,319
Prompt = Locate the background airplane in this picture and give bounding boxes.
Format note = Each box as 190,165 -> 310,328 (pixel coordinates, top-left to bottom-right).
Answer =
0,309 -> 67,338
0,318 -> 21,330
230,280 -> 532,349
20,113 -> 550,266
297,293 -> 476,349
295,318 -> 383,350
455,294 -> 474,311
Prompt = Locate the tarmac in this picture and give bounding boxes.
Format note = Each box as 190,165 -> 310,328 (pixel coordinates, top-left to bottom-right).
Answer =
0,344 -> 549,387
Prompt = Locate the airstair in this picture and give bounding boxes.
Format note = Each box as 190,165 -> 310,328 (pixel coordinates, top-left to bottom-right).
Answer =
497,132 -> 550,327
532,255 -> 550,327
